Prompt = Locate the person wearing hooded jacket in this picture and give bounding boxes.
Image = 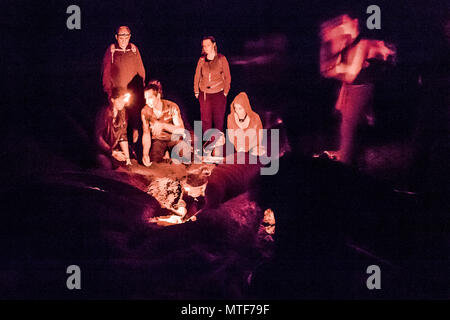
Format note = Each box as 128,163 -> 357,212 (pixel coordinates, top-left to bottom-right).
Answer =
227,92 -> 265,156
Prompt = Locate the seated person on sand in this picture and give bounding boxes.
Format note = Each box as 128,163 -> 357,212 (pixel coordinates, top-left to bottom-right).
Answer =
95,87 -> 132,169
141,80 -> 189,165
227,92 -> 266,156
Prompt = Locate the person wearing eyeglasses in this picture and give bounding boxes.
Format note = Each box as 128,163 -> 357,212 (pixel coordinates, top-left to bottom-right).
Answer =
101,25 -> 147,158
102,26 -> 146,99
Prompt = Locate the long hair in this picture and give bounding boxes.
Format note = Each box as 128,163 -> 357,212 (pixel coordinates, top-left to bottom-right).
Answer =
201,35 -> 218,56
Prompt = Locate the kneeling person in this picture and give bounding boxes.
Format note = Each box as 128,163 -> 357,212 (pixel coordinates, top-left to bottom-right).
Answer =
141,81 -> 188,165
95,87 -> 132,169
227,92 -> 265,156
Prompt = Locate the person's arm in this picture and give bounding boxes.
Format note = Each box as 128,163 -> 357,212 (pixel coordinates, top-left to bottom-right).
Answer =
253,114 -> 266,155
226,114 -> 237,150
141,109 -> 152,166
255,114 -> 263,148
115,113 -> 131,164
95,108 -> 113,155
221,55 -> 231,96
320,43 -> 343,78
118,141 -> 131,165
193,58 -> 203,98
162,104 -> 184,134
101,46 -> 112,97
334,42 -> 367,83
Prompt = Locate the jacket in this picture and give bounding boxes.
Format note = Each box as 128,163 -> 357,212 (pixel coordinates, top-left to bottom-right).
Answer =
194,53 -> 231,95
227,92 -> 263,153
101,42 -> 146,96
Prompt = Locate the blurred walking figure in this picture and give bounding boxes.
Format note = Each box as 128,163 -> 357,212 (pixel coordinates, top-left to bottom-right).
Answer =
194,36 -> 231,133
101,26 -> 146,151
319,14 -> 396,165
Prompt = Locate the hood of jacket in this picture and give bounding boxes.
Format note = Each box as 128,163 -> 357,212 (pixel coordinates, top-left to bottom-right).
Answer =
230,92 -> 254,115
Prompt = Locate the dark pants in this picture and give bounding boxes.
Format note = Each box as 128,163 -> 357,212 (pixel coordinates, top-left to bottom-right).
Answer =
127,76 -> 145,160
199,90 -> 227,133
150,139 -> 189,163
96,153 -> 122,170
337,83 -> 374,165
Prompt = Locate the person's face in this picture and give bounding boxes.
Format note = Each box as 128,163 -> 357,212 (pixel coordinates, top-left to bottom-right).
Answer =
112,94 -> 127,111
115,27 -> 131,49
202,39 -> 215,56
234,103 -> 246,119
144,89 -> 159,107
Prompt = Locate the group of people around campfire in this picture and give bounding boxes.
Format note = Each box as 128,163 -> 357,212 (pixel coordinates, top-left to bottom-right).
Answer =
96,26 -> 265,169
96,15 -> 396,170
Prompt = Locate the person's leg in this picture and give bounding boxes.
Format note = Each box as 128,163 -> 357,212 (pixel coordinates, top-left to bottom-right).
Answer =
150,139 -> 168,163
199,91 -> 213,133
168,139 -> 192,163
211,91 -> 227,133
127,79 -> 145,159
338,85 -> 373,165
96,154 -> 113,169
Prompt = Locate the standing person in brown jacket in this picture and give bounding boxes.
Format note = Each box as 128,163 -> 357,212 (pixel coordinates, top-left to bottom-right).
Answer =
101,26 -> 146,150
194,36 -> 231,134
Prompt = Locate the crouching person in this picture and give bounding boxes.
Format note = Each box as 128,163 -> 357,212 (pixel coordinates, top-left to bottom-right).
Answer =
227,92 -> 265,157
95,87 -> 132,169
141,80 -> 190,165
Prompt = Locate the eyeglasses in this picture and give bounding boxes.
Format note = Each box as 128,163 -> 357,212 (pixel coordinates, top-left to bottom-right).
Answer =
117,33 -> 131,38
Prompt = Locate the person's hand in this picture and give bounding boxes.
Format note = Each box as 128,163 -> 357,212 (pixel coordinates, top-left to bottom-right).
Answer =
151,122 -> 164,136
142,155 -> 152,167
132,129 -> 139,143
216,134 -> 226,146
112,150 -> 127,162
195,93 -> 199,99
251,146 -> 266,156
126,158 -> 132,166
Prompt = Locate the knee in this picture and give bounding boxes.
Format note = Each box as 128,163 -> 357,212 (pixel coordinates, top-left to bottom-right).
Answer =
96,154 -> 112,169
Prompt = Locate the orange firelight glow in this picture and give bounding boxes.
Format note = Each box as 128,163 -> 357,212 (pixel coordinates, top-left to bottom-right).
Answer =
124,93 -> 131,103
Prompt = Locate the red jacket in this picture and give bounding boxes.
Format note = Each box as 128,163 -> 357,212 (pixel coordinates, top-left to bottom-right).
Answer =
101,42 -> 146,96
194,53 -> 231,95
